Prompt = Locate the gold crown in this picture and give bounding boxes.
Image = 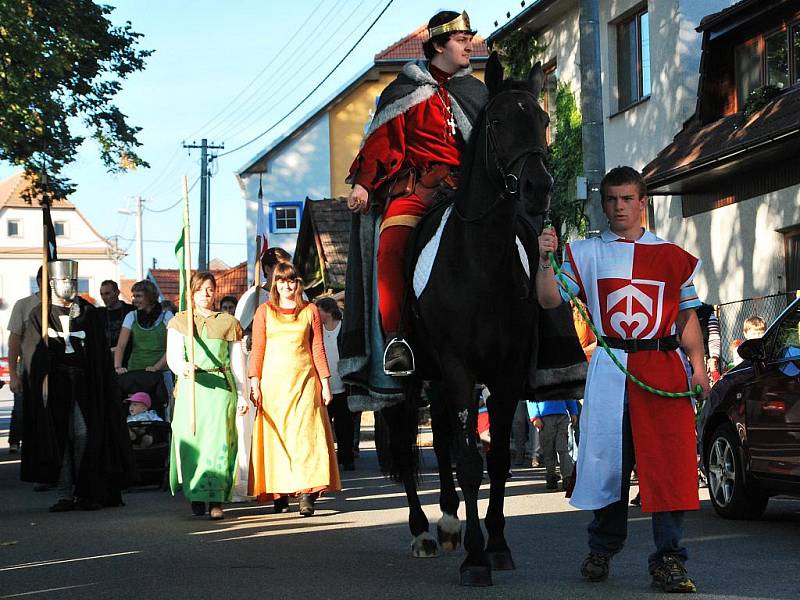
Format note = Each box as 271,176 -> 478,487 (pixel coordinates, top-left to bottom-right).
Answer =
428,11 -> 474,39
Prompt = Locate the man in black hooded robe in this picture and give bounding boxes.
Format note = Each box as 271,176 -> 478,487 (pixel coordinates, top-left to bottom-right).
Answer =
21,259 -> 135,511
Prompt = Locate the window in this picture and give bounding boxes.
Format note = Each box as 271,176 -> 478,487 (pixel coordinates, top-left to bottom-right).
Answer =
735,21 -> 800,110
7,220 -> 21,237
542,62 -> 558,145
616,8 -> 650,110
765,30 -> 789,89
785,228 -> 800,293
270,203 -> 302,233
735,39 -> 762,109
54,221 -> 66,237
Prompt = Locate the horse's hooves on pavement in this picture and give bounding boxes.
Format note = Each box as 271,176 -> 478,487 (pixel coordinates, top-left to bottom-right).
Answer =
436,514 -> 461,551
459,564 -> 493,587
411,532 -> 440,558
487,550 -> 516,571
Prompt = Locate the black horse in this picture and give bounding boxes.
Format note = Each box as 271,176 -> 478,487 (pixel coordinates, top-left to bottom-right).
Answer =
380,53 -> 552,586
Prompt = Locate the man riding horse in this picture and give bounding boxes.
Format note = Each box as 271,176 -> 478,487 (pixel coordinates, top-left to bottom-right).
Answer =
345,10 -> 488,377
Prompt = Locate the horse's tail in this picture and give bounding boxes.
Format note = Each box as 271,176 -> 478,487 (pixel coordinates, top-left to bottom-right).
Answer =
379,379 -> 421,484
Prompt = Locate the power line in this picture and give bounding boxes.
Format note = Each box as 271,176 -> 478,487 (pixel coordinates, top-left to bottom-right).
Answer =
218,0 -> 395,159
186,0 -> 331,141
219,0 -> 380,145
143,176 -> 200,213
206,0 -> 358,142
118,236 -> 246,246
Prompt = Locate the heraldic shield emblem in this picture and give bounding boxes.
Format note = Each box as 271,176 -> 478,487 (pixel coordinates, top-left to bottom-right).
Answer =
597,278 -> 665,339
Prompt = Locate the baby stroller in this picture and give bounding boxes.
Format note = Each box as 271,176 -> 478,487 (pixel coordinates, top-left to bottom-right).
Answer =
118,370 -> 171,488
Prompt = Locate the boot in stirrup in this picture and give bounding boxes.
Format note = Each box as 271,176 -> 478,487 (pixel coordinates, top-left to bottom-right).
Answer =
383,335 -> 415,377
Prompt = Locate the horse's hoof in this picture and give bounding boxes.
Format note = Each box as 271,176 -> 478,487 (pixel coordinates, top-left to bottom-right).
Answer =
487,550 -> 516,571
436,514 -> 461,552
411,532 -> 440,558
459,564 -> 492,587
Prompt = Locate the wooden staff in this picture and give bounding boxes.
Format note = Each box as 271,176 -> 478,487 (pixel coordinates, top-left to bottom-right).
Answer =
41,214 -> 49,406
254,235 -> 262,307
182,176 -> 196,435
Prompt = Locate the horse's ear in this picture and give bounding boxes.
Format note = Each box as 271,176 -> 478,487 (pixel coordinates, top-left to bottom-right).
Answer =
485,51 -> 504,96
528,61 -> 544,97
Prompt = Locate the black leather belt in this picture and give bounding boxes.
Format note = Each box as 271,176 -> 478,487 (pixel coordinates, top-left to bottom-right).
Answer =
601,335 -> 679,353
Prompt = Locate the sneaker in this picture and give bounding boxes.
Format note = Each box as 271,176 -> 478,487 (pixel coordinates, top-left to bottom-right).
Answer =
273,496 -> 290,514
191,501 -> 206,516
651,556 -> 697,593
545,476 -> 559,491
580,552 -> 610,582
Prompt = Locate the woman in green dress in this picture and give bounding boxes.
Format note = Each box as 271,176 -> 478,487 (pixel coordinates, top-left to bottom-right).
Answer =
114,279 -> 175,416
166,272 -> 245,520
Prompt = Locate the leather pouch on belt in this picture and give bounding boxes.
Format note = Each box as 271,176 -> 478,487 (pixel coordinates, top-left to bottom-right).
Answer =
387,168 -> 416,198
415,164 -> 455,207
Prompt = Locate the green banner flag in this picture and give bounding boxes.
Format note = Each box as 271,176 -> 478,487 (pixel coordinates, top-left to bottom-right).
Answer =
175,217 -> 187,312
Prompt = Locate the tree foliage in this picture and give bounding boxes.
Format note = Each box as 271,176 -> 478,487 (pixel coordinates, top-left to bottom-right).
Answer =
0,0 -> 152,202
547,82 -> 587,242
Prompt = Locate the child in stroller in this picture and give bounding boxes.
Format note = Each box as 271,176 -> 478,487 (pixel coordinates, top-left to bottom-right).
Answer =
118,371 -> 171,486
125,392 -> 163,448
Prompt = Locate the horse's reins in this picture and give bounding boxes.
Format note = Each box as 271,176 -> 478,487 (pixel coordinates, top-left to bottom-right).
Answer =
454,91 -> 547,223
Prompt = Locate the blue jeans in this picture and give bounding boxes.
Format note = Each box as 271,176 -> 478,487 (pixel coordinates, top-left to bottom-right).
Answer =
587,406 -> 688,572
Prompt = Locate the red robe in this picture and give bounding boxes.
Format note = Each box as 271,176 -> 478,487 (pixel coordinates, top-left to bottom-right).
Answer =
348,64 -> 465,334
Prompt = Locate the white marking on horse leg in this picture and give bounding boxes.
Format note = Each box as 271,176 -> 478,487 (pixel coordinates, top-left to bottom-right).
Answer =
411,532 -> 440,558
437,513 -> 462,551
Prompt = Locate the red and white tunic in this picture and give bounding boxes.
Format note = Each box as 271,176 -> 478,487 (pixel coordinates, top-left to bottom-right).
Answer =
559,229 -> 702,513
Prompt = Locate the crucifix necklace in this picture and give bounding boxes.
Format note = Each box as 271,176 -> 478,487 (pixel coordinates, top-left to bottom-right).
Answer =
435,88 -> 457,137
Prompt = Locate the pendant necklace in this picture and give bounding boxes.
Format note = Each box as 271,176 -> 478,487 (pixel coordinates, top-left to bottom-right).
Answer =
435,88 -> 457,137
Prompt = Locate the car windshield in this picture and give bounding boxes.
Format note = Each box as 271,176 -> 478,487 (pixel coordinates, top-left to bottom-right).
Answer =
769,302 -> 800,361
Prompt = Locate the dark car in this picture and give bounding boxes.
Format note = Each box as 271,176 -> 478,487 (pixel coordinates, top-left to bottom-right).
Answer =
698,297 -> 800,519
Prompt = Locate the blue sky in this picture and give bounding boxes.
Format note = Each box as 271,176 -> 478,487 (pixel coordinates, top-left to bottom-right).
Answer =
1,1 -> 520,277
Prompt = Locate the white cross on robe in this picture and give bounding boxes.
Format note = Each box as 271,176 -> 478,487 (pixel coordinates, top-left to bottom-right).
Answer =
47,314 -> 86,354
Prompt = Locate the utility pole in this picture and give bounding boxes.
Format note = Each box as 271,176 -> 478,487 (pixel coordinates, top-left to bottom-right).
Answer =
579,0 -> 607,234
118,196 -> 145,280
182,139 -> 224,270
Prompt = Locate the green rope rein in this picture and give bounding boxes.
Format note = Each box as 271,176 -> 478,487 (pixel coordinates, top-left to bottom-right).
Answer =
547,251 -> 703,398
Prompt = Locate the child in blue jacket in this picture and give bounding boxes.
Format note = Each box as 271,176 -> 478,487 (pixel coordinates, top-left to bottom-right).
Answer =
527,399 -> 578,490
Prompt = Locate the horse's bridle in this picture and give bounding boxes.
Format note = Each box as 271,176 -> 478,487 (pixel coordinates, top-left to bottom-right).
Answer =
455,90 -> 547,223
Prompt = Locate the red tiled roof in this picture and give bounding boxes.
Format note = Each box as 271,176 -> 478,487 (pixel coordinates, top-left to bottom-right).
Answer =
0,171 -> 74,209
643,86 -> 800,187
374,25 -> 488,61
149,262 -> 251,309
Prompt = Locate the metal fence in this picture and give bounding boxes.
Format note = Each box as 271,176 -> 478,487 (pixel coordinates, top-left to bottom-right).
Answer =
717,291 -> 798,363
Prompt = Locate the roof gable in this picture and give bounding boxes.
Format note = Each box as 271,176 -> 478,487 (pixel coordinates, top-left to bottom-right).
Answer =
375,25 -> 489,62
0,171 -> 75,209
148,261 -> 250,307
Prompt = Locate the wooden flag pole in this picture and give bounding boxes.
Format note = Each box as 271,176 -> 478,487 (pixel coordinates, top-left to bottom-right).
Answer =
182,176 -> 197,435
41,215 -> 49,406
254,235 -> 262,307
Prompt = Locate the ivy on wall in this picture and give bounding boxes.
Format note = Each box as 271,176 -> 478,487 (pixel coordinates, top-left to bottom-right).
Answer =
496,31 -> 588,242
548,82 -> 587,241
494,29 -> 548,79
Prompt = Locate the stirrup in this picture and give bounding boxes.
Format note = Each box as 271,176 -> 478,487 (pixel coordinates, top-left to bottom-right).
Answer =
383,337 -> 415,377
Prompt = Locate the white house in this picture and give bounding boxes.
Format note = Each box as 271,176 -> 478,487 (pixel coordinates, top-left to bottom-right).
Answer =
0,172 -> 124,356
488,0 -> 799,307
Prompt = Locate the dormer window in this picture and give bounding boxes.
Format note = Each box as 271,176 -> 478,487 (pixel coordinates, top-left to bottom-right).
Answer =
735,22 -> 800,110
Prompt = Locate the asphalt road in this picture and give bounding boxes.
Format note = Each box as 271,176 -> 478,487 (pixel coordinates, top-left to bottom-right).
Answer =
2,390 -> 800,599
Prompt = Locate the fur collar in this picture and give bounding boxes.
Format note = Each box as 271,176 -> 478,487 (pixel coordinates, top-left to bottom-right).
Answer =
361,61 -> 476,147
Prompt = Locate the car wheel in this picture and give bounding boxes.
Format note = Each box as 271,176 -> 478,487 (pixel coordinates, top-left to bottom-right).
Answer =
706,423 -> 768,519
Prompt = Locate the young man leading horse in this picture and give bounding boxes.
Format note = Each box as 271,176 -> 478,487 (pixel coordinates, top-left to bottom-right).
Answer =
537,166 -> 710,593
346,10 -> 488,376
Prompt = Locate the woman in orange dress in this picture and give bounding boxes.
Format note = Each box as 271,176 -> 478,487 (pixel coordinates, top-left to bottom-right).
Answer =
248,262 -> 341,516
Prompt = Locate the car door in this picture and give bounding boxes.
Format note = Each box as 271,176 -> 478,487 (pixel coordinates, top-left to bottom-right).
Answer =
744,302 -> 800,478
